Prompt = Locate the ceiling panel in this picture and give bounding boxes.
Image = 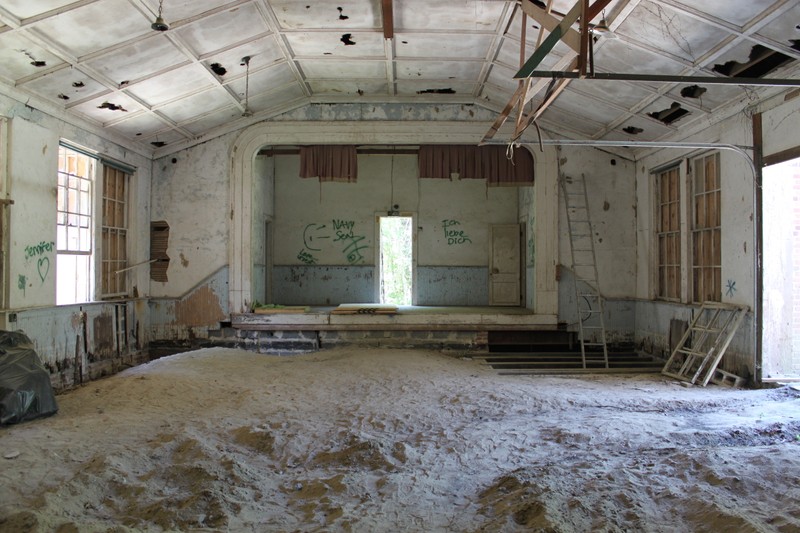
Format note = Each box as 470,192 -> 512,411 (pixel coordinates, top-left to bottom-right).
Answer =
615,1 -> 731,63
200,35 -> 285,77
226,63 -> 297,97
1,0 -> 77,19
83,35 -> 188,86
307,80 -> 388,97
394,0 -> 506,32
173,3 -> 270,57
285,31 -> 385,57
0,34 -> 67,82
106,111 -> 172,139
269,0 -> 380,30
667,0 -> 776,28
30,0 -> 152,58
70,92 -> 148,124
299,60 -> 386,79
395,33 -> 493,59
127,64 -> 216,107
156,87 -> 234,124
395,60 -> 483,81
21,67 -> 108,104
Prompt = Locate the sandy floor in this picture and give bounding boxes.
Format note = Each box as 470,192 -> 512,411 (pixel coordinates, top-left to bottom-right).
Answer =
1,347 -> 800,532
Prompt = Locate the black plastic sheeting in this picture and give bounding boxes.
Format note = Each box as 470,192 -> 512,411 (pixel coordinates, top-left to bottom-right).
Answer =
0,330 -> 58,426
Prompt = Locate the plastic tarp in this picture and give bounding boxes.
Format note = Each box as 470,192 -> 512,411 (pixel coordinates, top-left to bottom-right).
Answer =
0,330 -> 58,425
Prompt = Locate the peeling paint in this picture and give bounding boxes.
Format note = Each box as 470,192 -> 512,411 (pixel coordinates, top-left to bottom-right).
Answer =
175,285 -> 226,327
92,313 -> 115,359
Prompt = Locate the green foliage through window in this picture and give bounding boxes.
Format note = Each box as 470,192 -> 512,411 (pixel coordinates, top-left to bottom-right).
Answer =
380,216 -> 412,305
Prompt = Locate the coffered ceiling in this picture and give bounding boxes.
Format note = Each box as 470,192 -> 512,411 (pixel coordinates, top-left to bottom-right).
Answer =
0,0 -> 798,156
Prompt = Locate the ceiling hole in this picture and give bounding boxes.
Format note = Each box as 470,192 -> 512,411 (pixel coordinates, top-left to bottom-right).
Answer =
337,7 -> 349,20
648,102 -> 689,125
416,88 -> 456,94
151,141 -> 166,147
622,126 -> 643,135
72,81 -> 84,88
680,85 -> 706,99
210,63 -> 227,76
610,159 -> 617,166
340,33 -> 356,45
57,93 -> 70,100
31,60 -> 46,67
97,101 -> 128,112
401,40 -> 408,44
713,44 -> 794,78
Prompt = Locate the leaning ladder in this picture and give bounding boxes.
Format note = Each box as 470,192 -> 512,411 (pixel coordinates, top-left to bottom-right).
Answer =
662,302 -> 748,386
560,174 -> 609,369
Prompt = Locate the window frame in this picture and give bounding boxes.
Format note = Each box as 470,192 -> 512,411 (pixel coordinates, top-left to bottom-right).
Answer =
690,152 -> 722,303
655,164 -> 682,301
100,165 -> 130,299
56,145 -> 96,305
57,142 -> 133,304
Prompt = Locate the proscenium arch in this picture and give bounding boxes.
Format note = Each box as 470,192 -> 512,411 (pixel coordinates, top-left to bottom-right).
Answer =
228,120 -> 558,315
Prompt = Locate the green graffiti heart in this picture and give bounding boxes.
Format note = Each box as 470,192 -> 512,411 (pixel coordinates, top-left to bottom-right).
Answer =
37,256 -> 50,283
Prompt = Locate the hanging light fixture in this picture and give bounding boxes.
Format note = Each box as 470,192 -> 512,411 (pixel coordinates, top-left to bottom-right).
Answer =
592,10 -> 615,38
151,0 -> 169,31
241,56 -> 253,117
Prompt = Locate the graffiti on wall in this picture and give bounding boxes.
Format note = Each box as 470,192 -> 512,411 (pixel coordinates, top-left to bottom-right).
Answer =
726,279 -> 737,297
299,219 -> 369,265
442,220 -> 472,245
19,240 -> 55,294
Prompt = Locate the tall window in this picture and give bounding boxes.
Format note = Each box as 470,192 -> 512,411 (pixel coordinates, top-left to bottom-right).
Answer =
691,152 -> 721,302
656,166 -> 681,300
101,166 -> 129,298
57,145 -> 94,305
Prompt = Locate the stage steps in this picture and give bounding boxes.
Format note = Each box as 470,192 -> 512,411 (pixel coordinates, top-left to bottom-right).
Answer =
484,330 -> 662,375
480,350 -> 664,375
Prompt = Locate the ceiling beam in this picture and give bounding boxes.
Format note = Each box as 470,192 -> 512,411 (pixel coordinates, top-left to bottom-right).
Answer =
381,0 -> 394,40
519,71 -> 800,87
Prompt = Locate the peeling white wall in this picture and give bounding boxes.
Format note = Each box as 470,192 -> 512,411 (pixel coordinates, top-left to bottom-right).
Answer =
0,93 -> 152,386
558,147 -> 638,299
151,133 -> 234,298
272,153 -> 520,268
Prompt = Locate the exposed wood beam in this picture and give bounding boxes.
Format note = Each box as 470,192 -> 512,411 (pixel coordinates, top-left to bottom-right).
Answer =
578,0 -> 589,77
518,0 -> 580,53
515,0 -> 612,79
382,0 -> 394,39
514,58 -> 578,140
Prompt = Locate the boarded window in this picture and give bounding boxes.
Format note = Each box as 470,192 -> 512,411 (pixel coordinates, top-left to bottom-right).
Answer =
656,166 -> 681,300
150,221 -> 170,282
691,153 -> 721,303
101,166 -> 129,297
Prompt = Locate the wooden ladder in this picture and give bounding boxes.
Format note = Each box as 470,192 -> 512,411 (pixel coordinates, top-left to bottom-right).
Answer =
661,302 -> 748,386
560,174 -> 609,369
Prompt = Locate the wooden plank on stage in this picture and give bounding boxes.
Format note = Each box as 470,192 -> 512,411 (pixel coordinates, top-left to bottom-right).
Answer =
330,304 -> 399,315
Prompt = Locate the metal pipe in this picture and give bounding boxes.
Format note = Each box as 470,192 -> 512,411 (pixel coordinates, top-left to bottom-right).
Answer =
515,70 -> 800,87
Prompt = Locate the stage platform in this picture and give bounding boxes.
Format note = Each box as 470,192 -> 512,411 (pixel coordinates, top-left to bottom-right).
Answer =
231,305 -> 559,332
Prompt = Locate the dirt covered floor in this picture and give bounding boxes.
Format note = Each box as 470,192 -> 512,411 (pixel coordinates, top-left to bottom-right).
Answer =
1,347 -> 800,532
